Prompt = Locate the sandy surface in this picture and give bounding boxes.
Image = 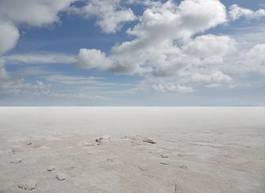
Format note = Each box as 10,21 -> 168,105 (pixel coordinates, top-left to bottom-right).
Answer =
0,107 -> 265,193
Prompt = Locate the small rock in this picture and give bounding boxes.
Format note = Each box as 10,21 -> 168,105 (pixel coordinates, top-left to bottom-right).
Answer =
17,180 -> 37,191
56,173 -> 67,181
11,147 -> 22,154
95,137 -> 103,145
174,184 -> 183,193
47,166 -> 56,172
160,162 -> 169,166
143,138 -> 156,144
27,141 -> 32,146
11,149 -> 16,154
179,164 -> 188,169
106,158 -> 114,162
95,136 -> 111,145
137,166 -> 146,171
160,154 -> 169,158
10,159 -> 22,164
26,138 -> 33,145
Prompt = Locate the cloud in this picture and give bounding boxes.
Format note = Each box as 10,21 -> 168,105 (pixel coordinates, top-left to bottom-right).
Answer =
0,53 -> 76,94
177,65 -> 234,89
77,33 -> 235,79
0,76 -> 51,97
78,0 -> 227,74
0,0 -> 78,54
245,44 -> 265,68
75,0 -> 236,92
3,53 -> 76,64
182,35 -> 236,61
45,74 -> 104,85
1,0 -> 265,98
0,60 -> 8,80
0,0 -> 76,27
77,49 -> 113,70
0,0 -> 78,87
0,52 -> 76,98
190,71 -> 232,84
0,0 -> 78,56
129,0 -> 226,51
229,4 -> 265,21
126,0 -> 161,6
14,0 -> 254,94
0,21 -> 19,55
152,83 -> 194,93
70,0 -> 136,33
178,0 -> 227,33
122,0 -> 226,48
0,57 -> 51,96
237,44 -> 265,74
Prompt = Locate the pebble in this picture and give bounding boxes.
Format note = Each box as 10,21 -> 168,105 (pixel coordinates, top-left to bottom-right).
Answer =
47,166 -> 56,172
56,173 -> 67,181
95,136 -> 111,145
10,159 -> 22,164
27,141 -> 32,146
143,138 -> 156,144
179,164 -> 188,169
95,137 -> 103,145
17,180 -> 37,191
160,154 -> 169,158
160,162 -> 169,165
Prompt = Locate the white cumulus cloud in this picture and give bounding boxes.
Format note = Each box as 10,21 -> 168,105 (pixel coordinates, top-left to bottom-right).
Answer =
239,44 -> 265,74
0,21 -> 19,55
0,0 -> 76,27
229,4 -> 265,21
0,0 -> 78,56
76,0 -> 236,92
77,49 -> 113,70
70,0 -> 136,33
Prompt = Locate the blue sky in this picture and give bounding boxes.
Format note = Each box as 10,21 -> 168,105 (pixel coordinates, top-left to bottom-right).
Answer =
0,0 -> 265,106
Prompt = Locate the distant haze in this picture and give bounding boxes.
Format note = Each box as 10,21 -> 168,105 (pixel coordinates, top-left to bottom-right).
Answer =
1,107 -> 265,139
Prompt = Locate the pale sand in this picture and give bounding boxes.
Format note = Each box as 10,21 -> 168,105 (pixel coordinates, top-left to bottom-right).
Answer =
0,107 -> 265,193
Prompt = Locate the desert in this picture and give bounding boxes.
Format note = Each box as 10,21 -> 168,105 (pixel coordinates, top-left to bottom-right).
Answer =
0,107 -> 264,193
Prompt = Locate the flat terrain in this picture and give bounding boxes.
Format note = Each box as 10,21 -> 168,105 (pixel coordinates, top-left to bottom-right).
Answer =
0,107 -> 264,193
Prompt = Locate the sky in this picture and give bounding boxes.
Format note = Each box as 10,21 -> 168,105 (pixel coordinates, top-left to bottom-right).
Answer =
0,0 -> 265,106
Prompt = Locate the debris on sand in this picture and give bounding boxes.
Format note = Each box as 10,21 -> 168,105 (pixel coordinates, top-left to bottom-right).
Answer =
95,136 -> 111,145
143,138 -> 156,144
179,164 -> 188,170
17,180 -> 37,191
47,166 -> 56,172
26,141 -> 32,146
95,137 -> 103,145
56,173 -> 67,181
137,166 -> 146,171
11,147 -> 23,154
106,158 -> 114,162
10,159 -> 22,164
174,184 -> 183,193
160,154 -> 169,158
11,148 -> 17,154
160,162 -> 169,166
